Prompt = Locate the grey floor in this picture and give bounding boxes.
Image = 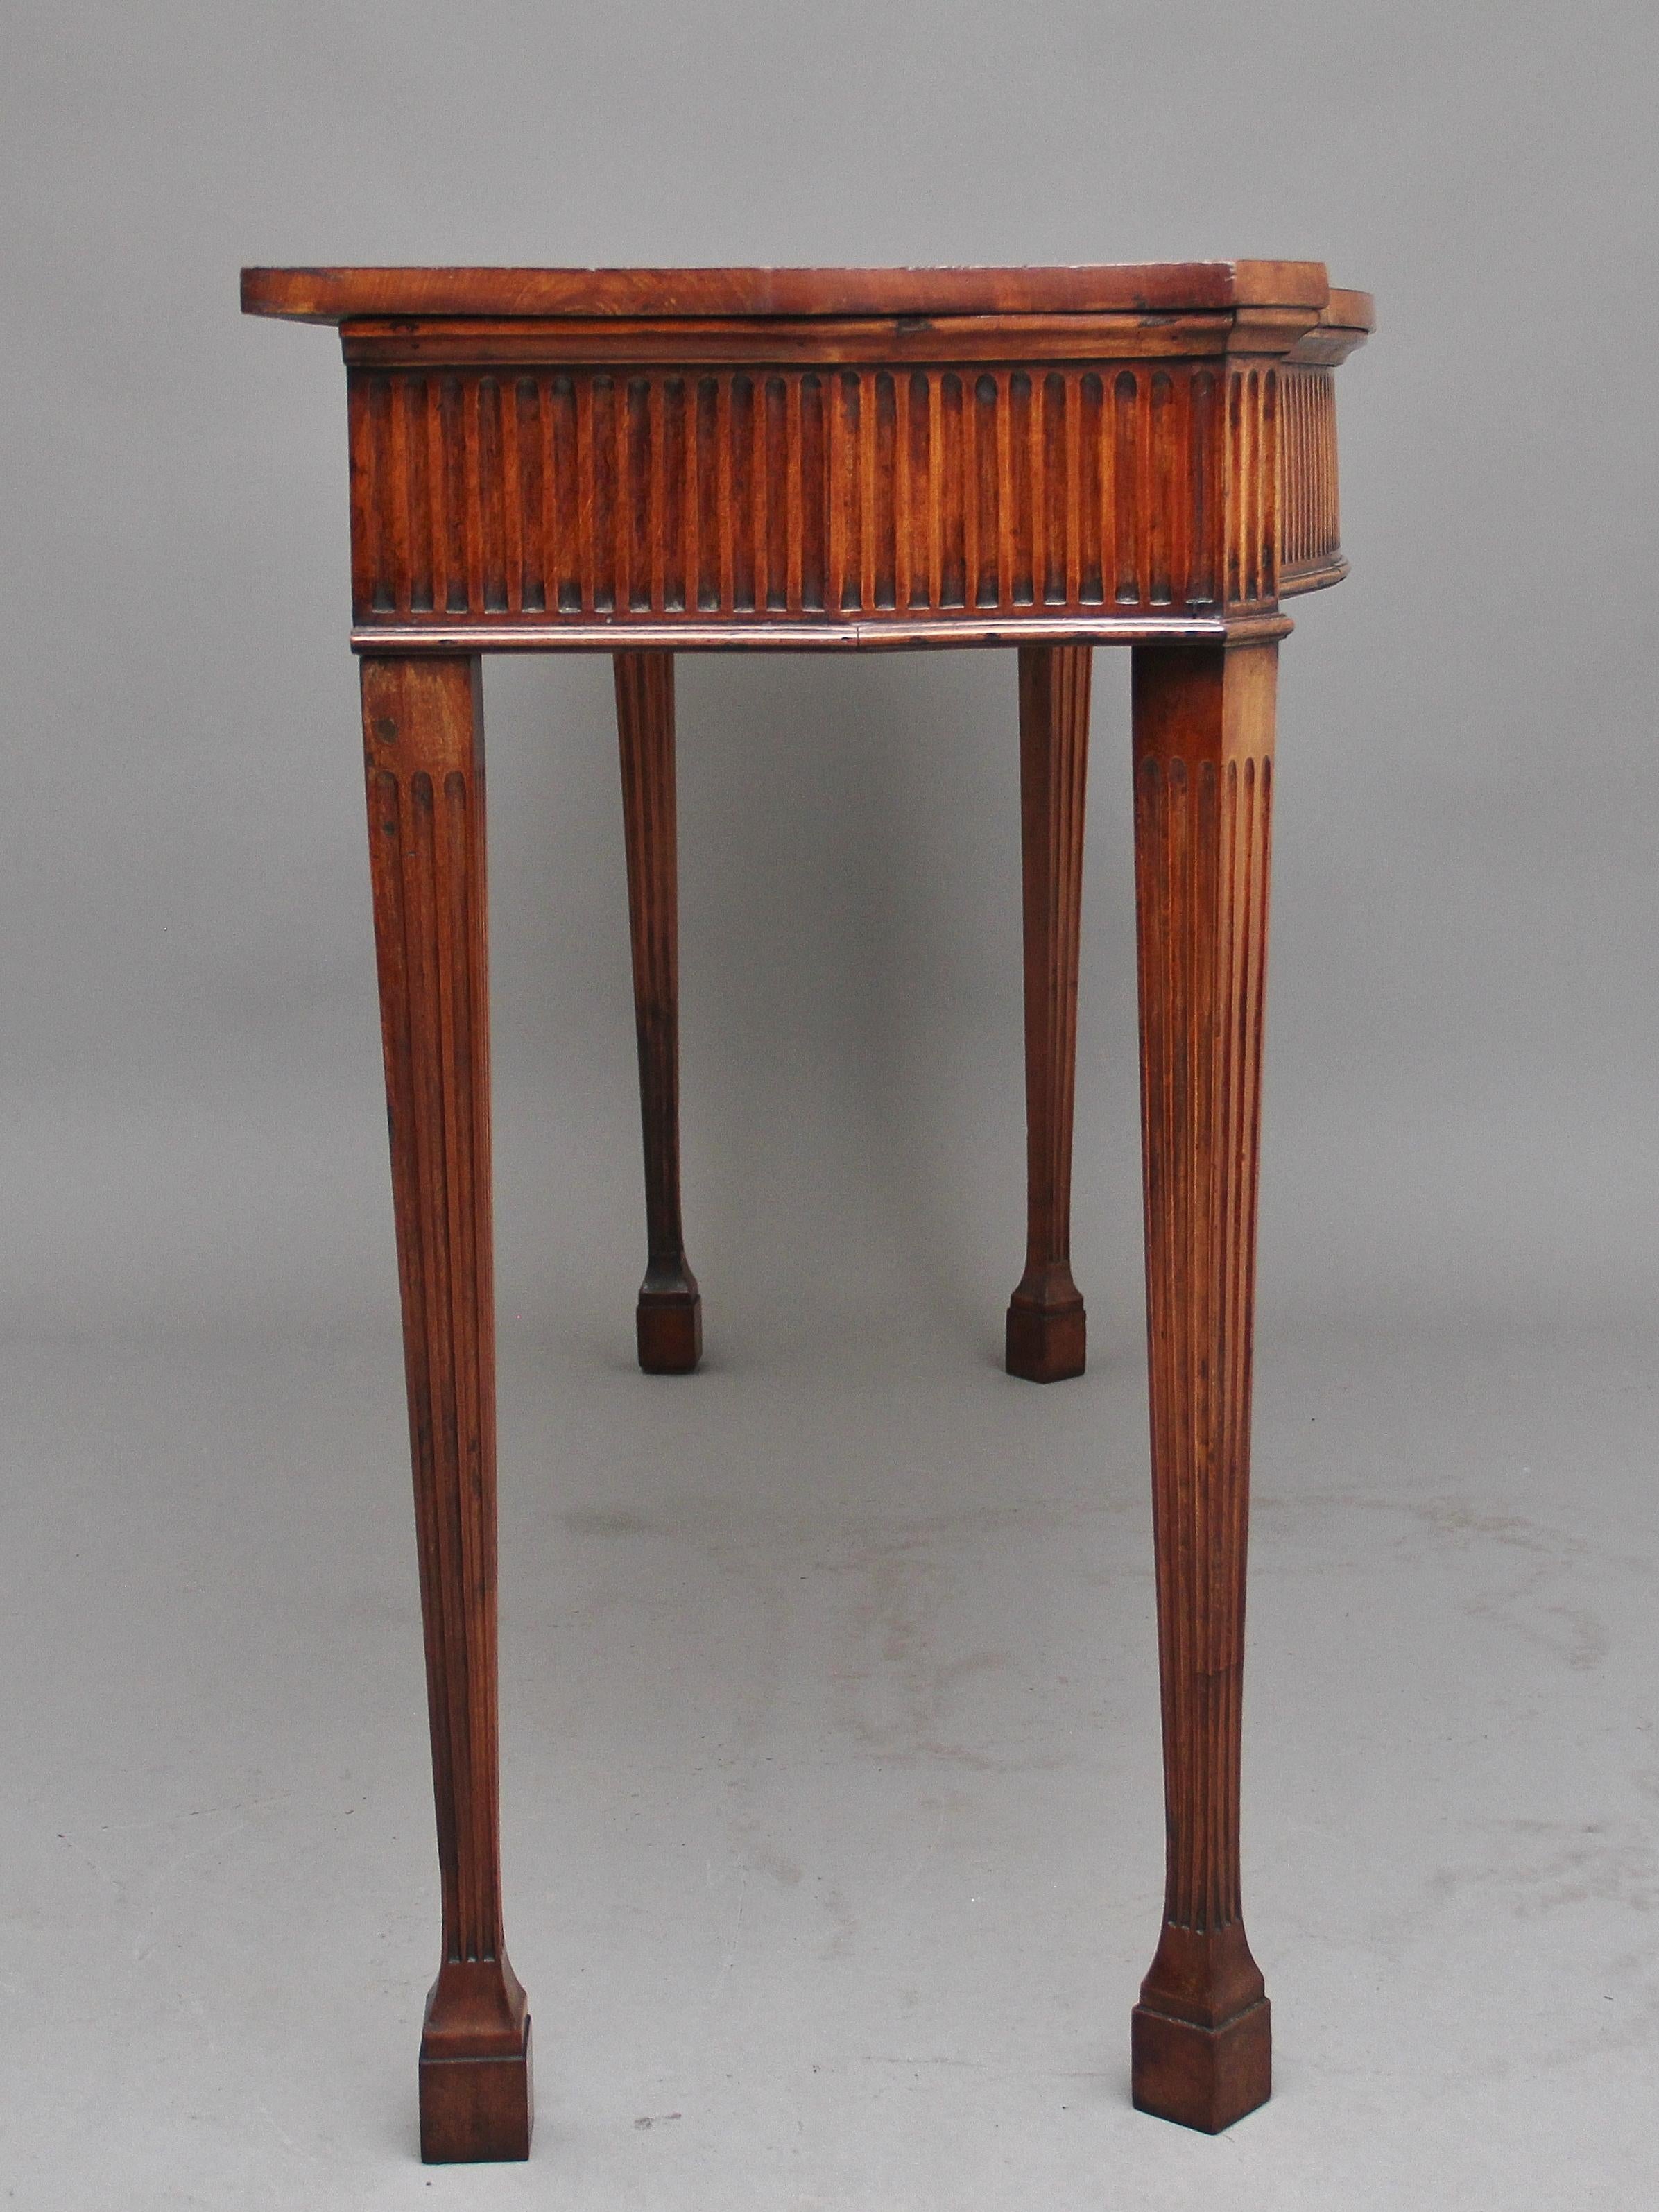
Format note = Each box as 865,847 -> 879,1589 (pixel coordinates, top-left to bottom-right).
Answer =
4,1055 -> 1656,2211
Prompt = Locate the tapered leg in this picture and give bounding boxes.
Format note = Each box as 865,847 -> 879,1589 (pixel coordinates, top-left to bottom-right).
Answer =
614,651 -> 701,1374
1128,640 -> 1277,2133
1006,644 -> 1091,1382
362,655 -> 532,2164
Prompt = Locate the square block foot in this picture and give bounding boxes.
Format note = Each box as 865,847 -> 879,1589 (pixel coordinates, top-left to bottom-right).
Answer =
1005,1300 -> 1085,1383
1131,1998 -> 1269,2134
419,2024 -> 533,2163
637,1295 -> 702,1374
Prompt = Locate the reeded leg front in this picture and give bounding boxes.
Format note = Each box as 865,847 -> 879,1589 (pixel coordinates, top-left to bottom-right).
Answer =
362,655 -> 532,2163
1128,640 -> 1277,2132
614,651 -> 702,1373
1006,644 -> 1091,1383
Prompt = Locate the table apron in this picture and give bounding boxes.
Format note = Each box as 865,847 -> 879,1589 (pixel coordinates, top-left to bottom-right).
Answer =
344,358 -> 1343,642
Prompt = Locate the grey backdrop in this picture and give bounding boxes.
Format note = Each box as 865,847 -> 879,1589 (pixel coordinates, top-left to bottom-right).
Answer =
3,4 -> 1657,2207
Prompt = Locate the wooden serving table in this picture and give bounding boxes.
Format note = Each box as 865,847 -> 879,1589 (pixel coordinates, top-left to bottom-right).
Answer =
241,261 -> 1372,2157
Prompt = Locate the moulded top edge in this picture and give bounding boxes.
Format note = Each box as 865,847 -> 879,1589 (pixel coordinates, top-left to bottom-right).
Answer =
240,260 -> 1352,326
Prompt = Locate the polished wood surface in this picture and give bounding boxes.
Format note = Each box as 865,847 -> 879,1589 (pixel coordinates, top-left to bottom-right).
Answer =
359,655 -> 531,2161
246,262 -> 1369,2160
246,262 -> 1368,653
614,651 -> 701,1373
1006,644 -> 1091,1382
242,260 -> 1372,323
1128,639 -> 1277,2131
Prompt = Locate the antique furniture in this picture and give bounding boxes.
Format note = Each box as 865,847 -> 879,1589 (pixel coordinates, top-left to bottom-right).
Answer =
241,260 -> 1373,2157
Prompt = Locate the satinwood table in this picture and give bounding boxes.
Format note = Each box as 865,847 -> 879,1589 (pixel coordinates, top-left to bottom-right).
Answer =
241,260 -> 1372,2158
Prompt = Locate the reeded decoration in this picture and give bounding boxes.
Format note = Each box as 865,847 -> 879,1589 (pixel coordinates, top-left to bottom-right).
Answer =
242,261 -> 1371,2161
343,359 -> 1318,626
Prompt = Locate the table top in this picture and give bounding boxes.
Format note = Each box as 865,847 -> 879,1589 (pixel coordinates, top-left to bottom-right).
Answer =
241,262 -> 1375,330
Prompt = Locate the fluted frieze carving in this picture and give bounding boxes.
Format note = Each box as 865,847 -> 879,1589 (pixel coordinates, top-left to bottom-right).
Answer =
347,361 -> 1256,632
1278,367 -> 1342,592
